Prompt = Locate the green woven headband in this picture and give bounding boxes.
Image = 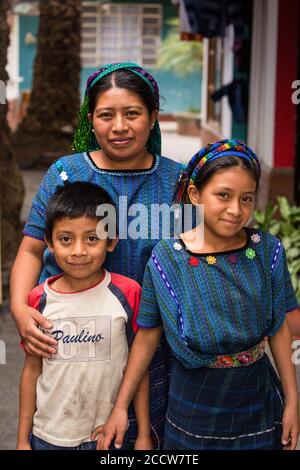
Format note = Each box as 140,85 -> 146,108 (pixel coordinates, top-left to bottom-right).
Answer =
89,62 -> 156,98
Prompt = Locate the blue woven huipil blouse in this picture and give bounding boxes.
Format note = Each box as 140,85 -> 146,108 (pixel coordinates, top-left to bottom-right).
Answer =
24,152 -> 183,285
137,228 -> 298,369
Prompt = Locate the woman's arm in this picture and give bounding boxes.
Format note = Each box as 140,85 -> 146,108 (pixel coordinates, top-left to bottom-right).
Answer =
269,318 -> 299,450
133,371 -> 153,450
16,355 -> 42,449
92,326 -> 162,450
10,236 -> 57,357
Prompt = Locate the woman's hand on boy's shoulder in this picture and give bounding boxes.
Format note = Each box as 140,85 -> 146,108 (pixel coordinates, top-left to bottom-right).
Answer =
15,305 -> 57,358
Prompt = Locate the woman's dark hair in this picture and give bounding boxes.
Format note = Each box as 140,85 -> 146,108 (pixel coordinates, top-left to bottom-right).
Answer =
44,182 -> 116,244
193,155 -> 261,193
88,69 -> 158,116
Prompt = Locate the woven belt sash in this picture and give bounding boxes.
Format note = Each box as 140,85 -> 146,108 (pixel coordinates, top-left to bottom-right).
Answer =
207,341 -> 265,368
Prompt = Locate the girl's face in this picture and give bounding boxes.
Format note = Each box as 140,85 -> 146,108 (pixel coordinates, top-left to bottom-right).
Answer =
89,87 -> 157,163
188,166 -> 257,240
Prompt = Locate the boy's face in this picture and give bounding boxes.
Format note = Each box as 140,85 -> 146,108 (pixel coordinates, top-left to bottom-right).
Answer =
47,216 -> 117,281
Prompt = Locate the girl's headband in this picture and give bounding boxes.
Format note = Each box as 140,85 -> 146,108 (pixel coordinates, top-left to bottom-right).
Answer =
72,62 -> 161,154
173,139 -> 260,204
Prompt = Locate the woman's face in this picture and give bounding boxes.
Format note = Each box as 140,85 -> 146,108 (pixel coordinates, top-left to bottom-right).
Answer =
89,87 -> 157,163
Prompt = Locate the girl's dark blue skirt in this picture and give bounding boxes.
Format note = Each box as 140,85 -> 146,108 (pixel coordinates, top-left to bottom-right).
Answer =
164,354 -> 284,450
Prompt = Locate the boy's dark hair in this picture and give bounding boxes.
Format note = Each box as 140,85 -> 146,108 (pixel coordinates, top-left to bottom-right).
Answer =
44,182 -> 116,244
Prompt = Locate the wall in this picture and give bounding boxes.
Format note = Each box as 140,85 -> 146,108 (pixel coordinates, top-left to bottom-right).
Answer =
273,0 -> 299,169
18,0 -> 202,114
19,15 -> 38,90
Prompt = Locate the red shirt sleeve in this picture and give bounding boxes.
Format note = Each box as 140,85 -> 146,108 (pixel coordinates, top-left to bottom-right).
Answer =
27,283 -> 45,309
110,273 -> 141,333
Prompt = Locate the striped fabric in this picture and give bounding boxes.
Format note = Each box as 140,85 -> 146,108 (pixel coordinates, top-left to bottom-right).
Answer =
137,227 -> 297,449
138,228 -> 298,368
164,356 -> 284,450
23,151 -> 183,449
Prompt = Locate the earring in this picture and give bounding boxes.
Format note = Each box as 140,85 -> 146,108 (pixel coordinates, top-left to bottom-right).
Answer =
150,123 -> 154,130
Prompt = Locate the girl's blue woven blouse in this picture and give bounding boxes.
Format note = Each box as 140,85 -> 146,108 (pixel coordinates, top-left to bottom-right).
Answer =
137,228 -> 298,369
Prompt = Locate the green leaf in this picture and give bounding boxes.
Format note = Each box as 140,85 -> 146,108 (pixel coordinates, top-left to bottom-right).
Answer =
269,222 -> 281,236
253,211 -> 265,226
289,260 -> 300,273
291,273 -> 299,291
286,248 -> 300,259
282,237 -> 292,250
251,198 -> 300,302
281,222 -> 294,237
155,18 -> 203,76
277,197 -> 291,220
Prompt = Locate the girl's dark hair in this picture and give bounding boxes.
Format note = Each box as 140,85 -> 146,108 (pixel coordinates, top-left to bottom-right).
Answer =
173,140 -> 261,204
193,156 -> 261,193
44,182 -> 116,244
88,69 -> 157,116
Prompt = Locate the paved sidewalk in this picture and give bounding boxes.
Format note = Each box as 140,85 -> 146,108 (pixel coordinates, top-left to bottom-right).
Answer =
0,301 -> 24,450
161,121 -> 202,164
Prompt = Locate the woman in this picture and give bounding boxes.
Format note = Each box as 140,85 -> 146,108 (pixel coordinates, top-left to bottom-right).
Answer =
10,62 -> 184,448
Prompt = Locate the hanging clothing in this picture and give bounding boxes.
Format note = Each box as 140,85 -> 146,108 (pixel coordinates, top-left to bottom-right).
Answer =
211,78 -> 248,122
179,0 -> 246,39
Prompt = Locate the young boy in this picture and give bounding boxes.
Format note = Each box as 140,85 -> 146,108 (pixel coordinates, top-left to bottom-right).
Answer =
16,182 -> 152,450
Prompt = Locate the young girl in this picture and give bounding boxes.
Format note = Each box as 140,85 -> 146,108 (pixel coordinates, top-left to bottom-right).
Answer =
96,139 -> 299,450
10,62 -> 183,448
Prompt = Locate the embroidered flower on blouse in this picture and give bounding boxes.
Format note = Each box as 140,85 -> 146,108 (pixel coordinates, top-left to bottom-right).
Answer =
246,247 -> 256,259
251,233 -> 261,243
173,242 -> 182,251
228,254 -> 238,265
206,255 -> 217,265
188,256 -> 199,267
60,171 -> 68,181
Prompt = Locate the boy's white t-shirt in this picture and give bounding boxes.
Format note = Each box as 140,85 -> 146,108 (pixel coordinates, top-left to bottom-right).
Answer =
28,270 -> 141,447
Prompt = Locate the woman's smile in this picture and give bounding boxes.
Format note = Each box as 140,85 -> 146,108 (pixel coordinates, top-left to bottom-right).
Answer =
109,137 -> 134,147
